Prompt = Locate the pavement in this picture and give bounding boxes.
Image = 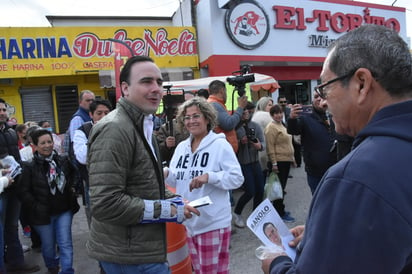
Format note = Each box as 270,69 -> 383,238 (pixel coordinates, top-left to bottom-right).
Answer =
20,165 -> 312,274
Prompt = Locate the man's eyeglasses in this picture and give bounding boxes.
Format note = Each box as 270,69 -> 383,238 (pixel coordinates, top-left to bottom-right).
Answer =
279,101 -> 287,104
183,113 -> 202,122
314,70 -> 356,99
85,99 -> 94,102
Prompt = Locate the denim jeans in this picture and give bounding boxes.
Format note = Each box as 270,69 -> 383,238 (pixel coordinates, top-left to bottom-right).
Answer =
100,261 -> 171,274
307,174 -> 322,195
0,195 -> 4,272
0,189 -> 25,267
234,162 -> 265,214
33,210 -> 74,274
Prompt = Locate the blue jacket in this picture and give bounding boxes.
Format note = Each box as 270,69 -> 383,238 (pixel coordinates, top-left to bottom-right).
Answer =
271,100 -> 412,274
287,108 -> 336,177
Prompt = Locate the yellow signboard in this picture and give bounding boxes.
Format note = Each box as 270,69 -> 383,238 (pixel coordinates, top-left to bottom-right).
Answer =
0,26 -> 198,78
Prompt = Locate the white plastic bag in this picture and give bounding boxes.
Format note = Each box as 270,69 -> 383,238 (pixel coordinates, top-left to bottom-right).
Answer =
264,172 -> 283,201
255,245 -> 285,260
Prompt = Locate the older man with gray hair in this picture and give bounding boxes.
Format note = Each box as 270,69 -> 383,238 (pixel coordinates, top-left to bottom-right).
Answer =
262,24 -> 412,274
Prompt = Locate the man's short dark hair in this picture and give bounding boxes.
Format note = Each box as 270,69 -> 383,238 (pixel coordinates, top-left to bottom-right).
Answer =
277,96 -> 286,102
245,101 -> 255,110
119,56 -> 154,85
89,98 -> 113,114
197,88 -> 209,99
328,24 -> 412,97
0,98 -> 6,105
208,80 -> 226,95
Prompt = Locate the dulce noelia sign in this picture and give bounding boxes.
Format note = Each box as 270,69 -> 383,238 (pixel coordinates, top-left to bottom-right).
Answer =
0,26 -> 198,79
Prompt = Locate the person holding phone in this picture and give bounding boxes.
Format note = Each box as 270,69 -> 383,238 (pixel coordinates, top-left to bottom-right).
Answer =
287,93 -> 337,194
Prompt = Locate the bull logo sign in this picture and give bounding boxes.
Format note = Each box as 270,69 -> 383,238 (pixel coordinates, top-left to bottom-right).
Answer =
225,0 -> 269,50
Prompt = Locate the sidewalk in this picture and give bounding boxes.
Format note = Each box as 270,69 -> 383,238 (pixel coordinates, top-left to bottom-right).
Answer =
20,165 -> 312,273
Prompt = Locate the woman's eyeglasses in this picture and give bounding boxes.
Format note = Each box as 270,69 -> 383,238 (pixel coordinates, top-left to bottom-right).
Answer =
183,113 -> 202,122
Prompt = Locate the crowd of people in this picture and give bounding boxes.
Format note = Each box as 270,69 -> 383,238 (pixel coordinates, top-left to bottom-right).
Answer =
0,24 -> 411,274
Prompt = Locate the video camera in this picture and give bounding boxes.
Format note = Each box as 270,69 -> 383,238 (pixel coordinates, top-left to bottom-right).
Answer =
162,84 -> 185,121
226,65 -> 255,97
247,128 -> 258,143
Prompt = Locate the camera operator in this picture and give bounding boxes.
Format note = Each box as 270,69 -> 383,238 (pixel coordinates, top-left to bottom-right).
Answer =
207,80 -> 248,153
233,102 -> 265,228
156,91 -> 193,165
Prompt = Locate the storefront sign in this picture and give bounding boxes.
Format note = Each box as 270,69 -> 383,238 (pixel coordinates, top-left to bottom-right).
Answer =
273,6 -> 401,33
225,0 -> 270,50
0,27 -> 198,78
222,0 -> 406,51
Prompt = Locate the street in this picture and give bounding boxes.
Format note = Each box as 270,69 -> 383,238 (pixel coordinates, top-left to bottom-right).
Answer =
20,165 -> 312,273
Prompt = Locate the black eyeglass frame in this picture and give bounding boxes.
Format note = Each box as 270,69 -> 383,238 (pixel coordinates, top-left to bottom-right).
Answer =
314,70 -> 356,99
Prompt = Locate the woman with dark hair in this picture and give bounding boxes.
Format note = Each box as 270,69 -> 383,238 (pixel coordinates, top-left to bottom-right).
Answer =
264,104 -> 295,223
19,128 -> 79,274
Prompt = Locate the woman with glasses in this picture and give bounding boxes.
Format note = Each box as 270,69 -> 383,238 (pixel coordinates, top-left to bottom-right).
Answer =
164,97 -> 243,274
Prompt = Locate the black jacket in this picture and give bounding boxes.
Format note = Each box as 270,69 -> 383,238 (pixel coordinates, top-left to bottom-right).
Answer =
287,109 -> 336,177
0,124 -> 21,190
19,151 -> 79,225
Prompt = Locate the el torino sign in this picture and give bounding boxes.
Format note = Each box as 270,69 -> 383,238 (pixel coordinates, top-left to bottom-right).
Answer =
273,5 -> 402,48
273,6 -> 401,33
225,1 -> 404,50
0,27 -> 198,78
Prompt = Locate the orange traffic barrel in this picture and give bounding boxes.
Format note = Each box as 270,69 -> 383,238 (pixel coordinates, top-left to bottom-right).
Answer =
166,185 -> 192,273
167,222 -> 192,273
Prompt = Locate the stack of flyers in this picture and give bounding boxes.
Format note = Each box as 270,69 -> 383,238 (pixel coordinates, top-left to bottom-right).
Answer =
0,155 -> 22,179
246,199 -> 296,260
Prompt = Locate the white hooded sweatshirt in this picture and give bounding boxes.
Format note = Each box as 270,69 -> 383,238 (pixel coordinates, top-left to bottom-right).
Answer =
165,131 -> 244,236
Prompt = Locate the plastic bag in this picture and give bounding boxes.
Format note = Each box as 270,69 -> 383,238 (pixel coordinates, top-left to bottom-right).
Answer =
264,172 -> 283,201
255,245 -> 285,260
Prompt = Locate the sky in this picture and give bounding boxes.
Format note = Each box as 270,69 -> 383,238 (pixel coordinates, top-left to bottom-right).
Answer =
0,0 -> 411,38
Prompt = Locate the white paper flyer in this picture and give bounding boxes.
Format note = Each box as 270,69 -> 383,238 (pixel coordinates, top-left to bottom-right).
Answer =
246,199 -> 296,260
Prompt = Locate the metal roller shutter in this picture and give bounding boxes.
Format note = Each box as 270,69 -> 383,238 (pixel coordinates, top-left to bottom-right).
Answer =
20,87 -> 55,129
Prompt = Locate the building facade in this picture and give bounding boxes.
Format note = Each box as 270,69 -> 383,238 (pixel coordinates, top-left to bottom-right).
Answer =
195,0 -> 407,104
0,24 -> 198,133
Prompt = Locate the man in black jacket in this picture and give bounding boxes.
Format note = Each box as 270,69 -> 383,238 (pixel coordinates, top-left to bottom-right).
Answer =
0,98 -> 40,273
287,93 -> 337,194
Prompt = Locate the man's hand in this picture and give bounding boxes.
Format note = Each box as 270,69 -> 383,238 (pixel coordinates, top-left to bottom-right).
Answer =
237,96 -> 248,109
251,140 -> 262,150
261,251 -> 287,274
1,168 -> 10,176
240,135 -> 248,144
183,204 -> 200,219
170,203 -> 200,219
289,104 -> 303,119
289,225 -> 305,248
165,136 -> 176,148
